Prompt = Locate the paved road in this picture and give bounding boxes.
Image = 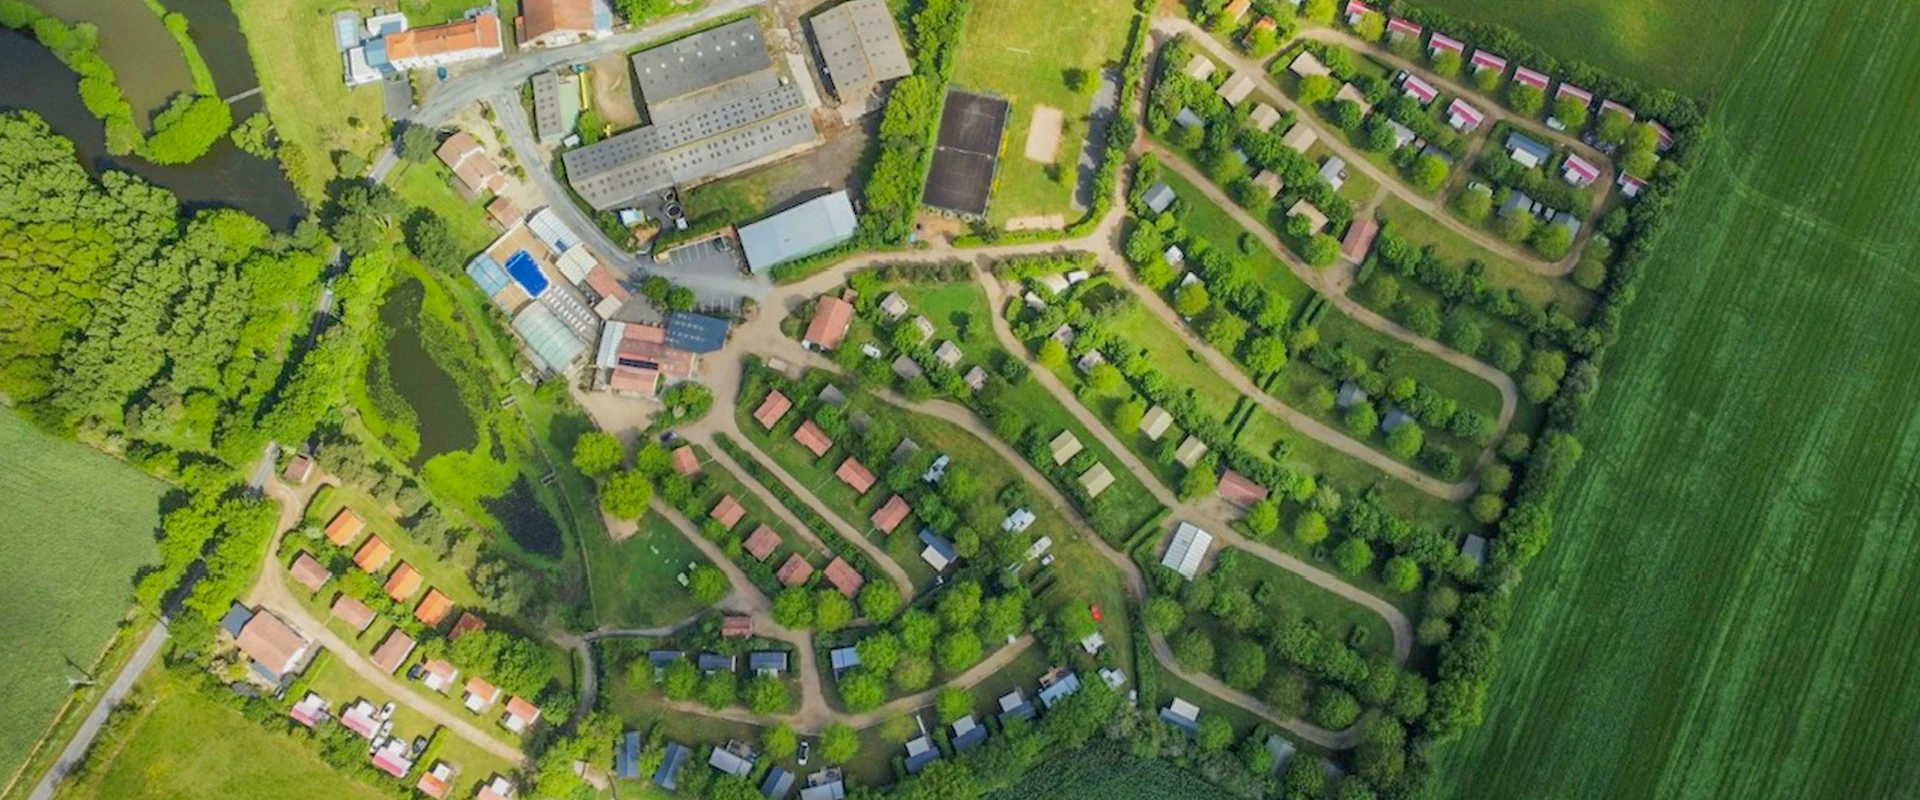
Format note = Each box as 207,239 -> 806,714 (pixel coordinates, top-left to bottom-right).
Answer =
26,622 -> 169,800
1161,17 -> 1614,277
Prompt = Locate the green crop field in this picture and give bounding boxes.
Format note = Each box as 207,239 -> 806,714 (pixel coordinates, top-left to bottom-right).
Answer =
984,740 -> 1226,800
951,0 -> 1136,224
62,675 -> 390,800
1412,0 -> 1761,95
0,411 -> 166,780
1438,0 -> 1920,797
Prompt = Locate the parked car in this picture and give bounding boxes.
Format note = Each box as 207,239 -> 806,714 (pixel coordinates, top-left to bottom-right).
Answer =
798,740 -> 810,766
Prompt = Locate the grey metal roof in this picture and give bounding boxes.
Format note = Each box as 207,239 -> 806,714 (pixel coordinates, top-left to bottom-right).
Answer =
951,716 -> 988,751
709,746 -> 754,776
1505,132 -> 1551,163
1037,672 -> 1082,708
1174,107 -> 1205,129
666,312 -> 731,353
1382,409 -> 1413,432
739,191 -> 859,272
1143,182 -> 1175,214
1160,707 -> 1200,736
561,82 -> 817,210
648,649 -> 685,666
762,766 -> 796,798
918,528 -> 957,562
631,19 -> 774,111
1501,190 -> 1535,216
811,0 -> 911,100
1461,534 -> 1488,566
829,647 -> 860,672
749,651 -> 789,672
220,603 -> 255,637
511,303 -> 589,373
698,653 -> 736,673
533,71 -> 565,143
1336,381 -> 1368,410
903,736 -> 941,773
1266,735 -> 1297,776
654,742 -> 691,789
618,731 -> 642,779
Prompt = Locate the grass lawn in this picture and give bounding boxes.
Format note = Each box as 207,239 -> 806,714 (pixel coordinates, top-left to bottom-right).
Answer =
1215,547 -> 1396,656
1437,1 -> 1920,796
1156,171 -> 1313,305
580,510 -> 713,629
1408,0 -> 1762,96
951,0 -> 1137,224
296,653 -> 519,792
0,412 -> 166,783
231,0 -> 388,203
686,444 -> 838,596
62,674 -> 390,800
1381,195 -> 1595,318
389,160 -> 499,257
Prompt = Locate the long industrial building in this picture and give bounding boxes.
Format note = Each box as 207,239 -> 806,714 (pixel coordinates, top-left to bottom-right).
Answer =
561,19 -> 819,211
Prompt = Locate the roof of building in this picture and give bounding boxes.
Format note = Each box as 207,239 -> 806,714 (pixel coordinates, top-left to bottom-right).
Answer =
870,495 -> 911,533
523,0 -> 596,41
289,553 -> 332,592
506,696 -> 542,725
711,495 -> 747,529
1506,132 -> 1552,163
951,715 -> 988,751
512,303 -> 590,373
220,603 -> 254,638
632,19 -> 773,110
559,85 -> 817,210
776,554 -> 815,586
1143,182 -> 1176,214
794,420 -> 835,457
1175,106 -> 1206,129
384,562 -> 424,601
617,731 -> 643,780
353,536 -> 392,573
654,742 -> 691,790
487,196 -> 524,228
331,594 -> 377,631
744,525 -> 782,561
762,765 -> 796,799
1162,522 -> 1213,580
918,528 -> 957,571
1050,430 -> 1084,465
934,340 -> 963,367
235,610 -> 307,677
649,649 -> 686,667
750,650 -> 789,672
823,557 -> 864,598
532,71 -> 565,142
1513,66 -> 1551,89
964,365 -> 989,390
1555,82 -> 1593,103
1140,405 -> 1175,439
371,629 -> 416,674
1564,153 -> 1601,182
1383,408 -> 1413,432
1448,98 -> 1485,128
722,614 -> 754,637
1430,32 -> 1464,52
1461,533 -> 1488,566
891,354 -> 923,380
829,646 -> 861,672
1342,217 -> 1380,262
1174,436 -> 1210,468
1217,73 -> 1256,106
835,458 -> 876,494
1037,671 -> 1082,708
665,313 -> 730,353
1079,462 -> 1115,498
1184,54 -> 1216,81
451,611 -> 488,640
325,508 -> 366,546
385,13 -> 501,63
415,589 -> 454,626
669,445 -> 701,477
1401,74 -> 1439,104
699,652 -> 736,673
904,735 -> 941,774
1218,469 -> 1270,508
804,296 -> 855,349
1471,49 -> 1507,72
754,390 -> 793,429
1386,17 -> 1421,37
710,744 -> 755,776
1160,698 -> 1201,735
1249,103 -> 1282,131
467,676 -> 501,703
1289,199 -> 1329,233
812,0 -> 911,100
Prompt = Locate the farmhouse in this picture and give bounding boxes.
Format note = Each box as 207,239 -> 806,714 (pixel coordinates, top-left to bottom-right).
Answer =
755,390 -> 793,428
1217,73 -> 1256,107
1079,463 -> 1116,498
325,508 -> 366,546
871,495 -> 912,534
1470,49 -> 1507,74
824,557 -> 865,598
776,554 -> 815,586
739,192 -> 859,274
371,629 -> 416,674
1446,98 -> 1485,132
1506,132 -> 1552,168
1140,405 -> 1175,440
520,0 -> 608,47
1161,522 -> 1213,581
1563,153 -> 1601,186
804,296 -> 855,350
562,19 -> 818,211
794,420 -> 835,457
810,0 -> 911,104
743,525 -> 781,562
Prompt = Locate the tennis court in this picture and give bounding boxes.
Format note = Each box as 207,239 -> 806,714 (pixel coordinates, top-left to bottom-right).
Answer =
923,89 -> 1009,216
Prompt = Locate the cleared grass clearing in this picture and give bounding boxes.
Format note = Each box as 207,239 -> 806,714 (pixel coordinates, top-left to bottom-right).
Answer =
1439,0 -> 1920,797
951,0 -> 1136,223
230,0 -> 387,203
0,411 -> 164,781
1156,170 -> 1312,304
1381,195 -> 1595,317
579,509 -> 713,629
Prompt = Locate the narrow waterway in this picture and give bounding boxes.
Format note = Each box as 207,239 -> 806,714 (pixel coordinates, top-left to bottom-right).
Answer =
42,0 -> 194,127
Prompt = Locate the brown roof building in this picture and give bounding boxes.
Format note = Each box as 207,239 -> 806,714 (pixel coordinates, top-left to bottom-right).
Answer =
870,495 -> 911,534
710,496 -> 746,529
353,536 -> 393,573
721,614 -> 754,638
332,595 -> 377,632
385,563 -> 424,601
371,629 -> 417,674
670,445 -> 700,476
521,0 -> 597,47
1342,217 -> 1381,263
803,296 -> 855,350
487,196 -> 524,228
775,554 -> 815,587
283,454 -> 316,485
450,611 -> 488,641
434,131 -> 508,196
793,420 -> 835,458
823,557 -> 865,598
835,457 -> 876,494
325,508 -> 365,546
754,391 -> 793,429
384,13 -> 503,72
743,525 -> 781,561
289,553 -> 332,593
416,589 -> 454,626
1217,469 -> 1270,509
235,610 -> 310,679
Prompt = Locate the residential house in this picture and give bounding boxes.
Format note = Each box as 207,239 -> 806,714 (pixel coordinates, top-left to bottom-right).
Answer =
933,340 -> 963,368
1142,182 -> 1176,215
919,528 -> 958,572
835,458 -> 876,494
1428,32 -> 1464,56
371,629 -> 416,674
1050,431 -> 1084,465
1399,73 -> 1439,105
422,659 -> 460,693
1446,98 -> 1485,131
1318,156 -> 1348,191
380,13 -> 503,73
1251,170 -> 1284,198
711,495 -> 746,529
332,595 -> 377,632
353,536 -> 392,573
1342,217 -> 1380,263
963,366 -> 988,391
699,653 -> 738,674
824,557 -> 864,598
1079,463 -> 1115,498
504,696 -> 542,733
1281,123 -> 1318,153
283,455 -> 316,485
1470,49 -> 1507,75
776,554 -> 815,586
891,354 -> 923,380
235,609 -> 311,682
325,508 -> 365,546
289,553 -> 332,593
1218,469 -> 1270,508
1513,66 -> 1550,91
1289,51 -> 1329,78
754,390 -> 793,429
289,692 -> 329,729
803,296 -> 855,350
520,0 -> 606,48
416,762 -> 456,799
1002,508 -> 1036,533
744,525 -> 782,562
1563,153 -> 1600,186
435,132 -> 508,197
1460,534 -> 1488,567
384,562 -> 423,601
465,677 -> 502,712
829,646 -> 861,678
654,743 -> 691,791
1139,405 -> 1175,440
871,495 -> 911,534
415,588 -> 453,626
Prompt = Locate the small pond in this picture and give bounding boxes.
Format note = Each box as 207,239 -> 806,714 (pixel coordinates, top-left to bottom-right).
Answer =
377,279 -> 480,467
484,477 -> 567,560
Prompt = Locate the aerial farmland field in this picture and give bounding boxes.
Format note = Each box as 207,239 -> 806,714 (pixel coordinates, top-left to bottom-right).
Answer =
0,410 -> 166,782
1437,0 -> 1920,797
1412,0 -> 1766,94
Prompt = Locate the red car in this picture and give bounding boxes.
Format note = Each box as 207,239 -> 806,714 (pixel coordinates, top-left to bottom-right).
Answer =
1090,604 -> 1103,623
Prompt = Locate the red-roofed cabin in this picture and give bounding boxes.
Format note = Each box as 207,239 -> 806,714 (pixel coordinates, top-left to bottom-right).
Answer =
743,525 -> 781,561
793,420 -> 834,458
1563,154 -> 1601,186
1217,469 -> 1271,509
1513,66 -> 1550,90
870,495 -> 911,534
450,611 -> 487,641
1222,0 -> 1250,20
803,296 -> 855,350
1344,0 -> 1375,23
776,554 -> 815,586
1428,32 -> 1464,54
835,458 -> 876,494
1470,50 -> 1507,74
753,391 -> 792,429
1386,18 -> 1421,39
1342,218 -> 1380,263
503,696 -> 542,733
710,496 -> 746,529
670,446 -> 700,476
721,614 -> 753,638
1555,82 -> 1593,105
325,508 -> 366,546
1446,98 -> 1485,132
823,557 -> 865,598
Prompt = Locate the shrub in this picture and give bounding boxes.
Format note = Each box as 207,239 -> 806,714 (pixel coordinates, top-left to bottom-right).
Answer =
1334,537 -> 1375,575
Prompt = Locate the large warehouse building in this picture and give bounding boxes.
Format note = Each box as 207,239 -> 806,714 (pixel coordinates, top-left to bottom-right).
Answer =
561,19 -> 820,211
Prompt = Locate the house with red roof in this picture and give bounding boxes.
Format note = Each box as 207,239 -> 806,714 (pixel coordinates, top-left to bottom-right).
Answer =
1600,99 -> 1635,122
803,296 -> 855,350
372,738 -> 415,777
332,595 -> 377,632
1617,172 -> 1648,198
422,659 -> 460,693
1222,0 -> 1251,21
870,495 -> 911,534
340,700 -> 381,738
670,446 -> 700,476
1555,82 -> 1593,105
289,692 -> 328,728
1217,470 -> 1270,509
371,629 -> 417,674
353,536 -> 393,573
1343,0 -> 1375,25
450,611 -> 488,641
1446,98 -> 1485,132
1563,154 -> 1601,186
1649,120 -> 1673,151
754,391 -> 793,429
793,420 -> 834,458
1428,32 -> 1464,56
1386,18 -> 1421,40
289,553 -> 332,593
721,614 -> 754,638
824,557 -> 865,598
325,508 -> 365,546
1513,66 -> 1550,90
711,495 -> 746,529
1470,50 -> 1507,74
415,588 -> 454,626
776,554 -> 815,586
1342,218 -> 1380,263
1400,74 -> 1438,105
465,677 -> 502,712
836,457 -> 876,494
743,525 -> 781,561
504,696 -> 542,733
384,562 -> 424,601
415,761 -> 456,799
